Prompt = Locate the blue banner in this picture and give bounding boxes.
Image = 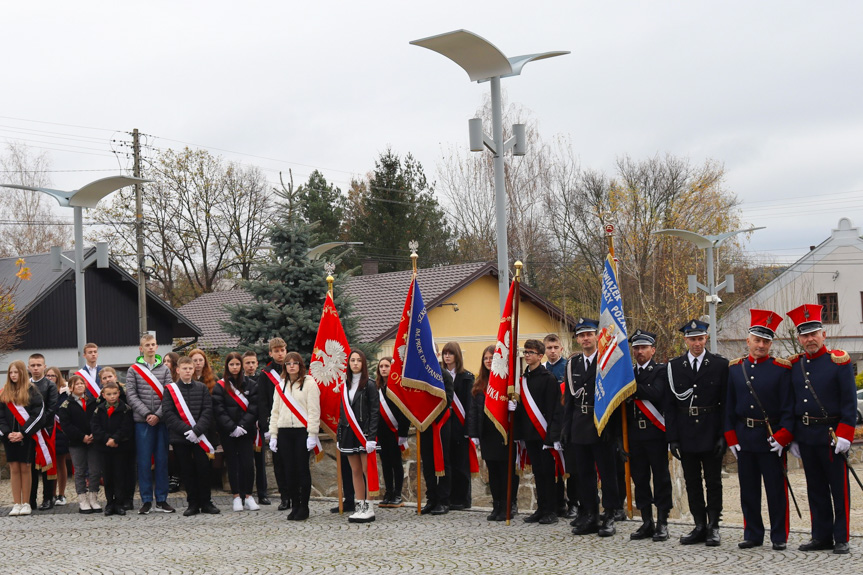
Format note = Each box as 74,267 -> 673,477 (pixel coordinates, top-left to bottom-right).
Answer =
594,254 -> 636,434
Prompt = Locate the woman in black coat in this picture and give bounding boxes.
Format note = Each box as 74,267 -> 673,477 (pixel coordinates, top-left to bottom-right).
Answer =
441,342 -> 475,510
375,357 -> 410,508
212,352 -> 259,512
337,350 -> 380,523
468,345 -> 520,521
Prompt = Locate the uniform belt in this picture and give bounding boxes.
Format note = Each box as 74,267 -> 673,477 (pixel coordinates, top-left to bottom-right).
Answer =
737,416 -> 779,428
799,414 -> 840,426
678,405 -> 719,416
580,404 -> 594,414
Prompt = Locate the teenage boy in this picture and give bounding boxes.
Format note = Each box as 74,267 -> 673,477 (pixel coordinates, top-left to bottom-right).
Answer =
163,356 -> 219,516
258,338 -> 291,510
79,343 -> 102,401
543,333 -> 574,518
243,350 -> 269,505
125,334 -> 175,514
28,353 -> 59,511
91,381 -> 134,516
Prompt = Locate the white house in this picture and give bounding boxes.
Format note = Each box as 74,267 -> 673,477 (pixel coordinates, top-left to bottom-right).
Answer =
717,217 -> 863,372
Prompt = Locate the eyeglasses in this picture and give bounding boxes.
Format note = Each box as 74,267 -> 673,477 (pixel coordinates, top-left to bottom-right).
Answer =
523,350 -> 541,356
285,362 -> 300,366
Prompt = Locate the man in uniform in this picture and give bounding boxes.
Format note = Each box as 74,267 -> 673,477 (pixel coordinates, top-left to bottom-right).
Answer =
723,309 -> 794,550
626,330 -> 672,542
563,318 -> 622,537
664,319 -> 728,546
787,304 -> 857,554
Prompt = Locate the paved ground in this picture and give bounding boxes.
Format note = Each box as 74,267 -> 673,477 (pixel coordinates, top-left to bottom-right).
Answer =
2,492 -> 859,575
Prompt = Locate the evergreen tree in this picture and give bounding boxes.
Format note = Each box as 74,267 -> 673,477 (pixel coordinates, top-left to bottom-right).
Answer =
297,170 -> 345,243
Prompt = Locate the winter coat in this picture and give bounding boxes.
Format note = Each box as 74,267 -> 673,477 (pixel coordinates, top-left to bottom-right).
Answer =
269,375 -> 321,437
90,401 -> 134,453
212,377 -> 259,436
161,380 -> 215,446
58,393 -> 99,447
125,357 -> 172,423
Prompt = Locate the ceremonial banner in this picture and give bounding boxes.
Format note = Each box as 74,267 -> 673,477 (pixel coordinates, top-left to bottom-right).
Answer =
309,292 -> 350,438
594,254 -> 636,434
386,277 -> 447,432
484,279 -> 518,443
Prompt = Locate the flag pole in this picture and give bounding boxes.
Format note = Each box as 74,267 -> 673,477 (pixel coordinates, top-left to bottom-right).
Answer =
410,246 -> 422,516
327,270 -> 345,515
605,224 -> 633,519
505,261 -> 522,525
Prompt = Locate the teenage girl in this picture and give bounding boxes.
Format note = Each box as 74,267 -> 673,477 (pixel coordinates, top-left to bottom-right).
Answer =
46,366 -> 71,506
441,342 -> 475,510
375,357 -> 409,508
189,349 -> 216,392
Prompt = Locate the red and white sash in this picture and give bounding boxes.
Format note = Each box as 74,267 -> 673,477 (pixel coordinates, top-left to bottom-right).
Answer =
452,394 -> 479,476
76,368 -> 101,400
634,399 -> 666,432
9,402 -> 55,475
521,376 -> 566,480
166,383 -> 215,458
130,363 -> 164,400
378,389 -> 407,452
218,379 -> 262,450
342,382 -> 380,495
270,374 -> 323,457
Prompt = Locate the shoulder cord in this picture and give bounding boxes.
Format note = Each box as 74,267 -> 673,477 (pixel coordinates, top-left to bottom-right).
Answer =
667,362 -> 694,404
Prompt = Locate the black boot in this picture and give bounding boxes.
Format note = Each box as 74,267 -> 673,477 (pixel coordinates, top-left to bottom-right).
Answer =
680,513 -> 707,545
487,501 -> 500,521
705,509 -> 720,547
294,487 -> 310,521
652,509 -> 669,542
287,489 -> 300,520
630,507 -> 655,540
571,513 -> 599,535
598,510 -> 617,537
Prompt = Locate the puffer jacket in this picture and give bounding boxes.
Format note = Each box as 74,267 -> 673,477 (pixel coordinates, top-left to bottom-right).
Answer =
30,377 -> 59,432
212,377 -> 259,435
269,375 -> 320,438
125,356 -> 172,423
161,379 -> 214,445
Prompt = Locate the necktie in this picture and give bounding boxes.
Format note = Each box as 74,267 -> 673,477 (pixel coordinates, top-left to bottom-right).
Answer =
637,367 -> 643,376
81,397 -> 86,410
691,358 -> 698,373
585,358 -> 591,370
107,405 -> 115,417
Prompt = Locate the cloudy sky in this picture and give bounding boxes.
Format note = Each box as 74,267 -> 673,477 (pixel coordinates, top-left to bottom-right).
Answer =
3,1 -> 862,265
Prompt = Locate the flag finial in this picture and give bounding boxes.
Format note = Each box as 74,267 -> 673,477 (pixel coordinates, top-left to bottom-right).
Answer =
409,240 -> 419,274
324,262 -> 335,295
514,260 -> 523,282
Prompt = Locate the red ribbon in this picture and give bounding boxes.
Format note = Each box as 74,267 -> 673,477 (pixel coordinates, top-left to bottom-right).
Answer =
432,409 -> 451,477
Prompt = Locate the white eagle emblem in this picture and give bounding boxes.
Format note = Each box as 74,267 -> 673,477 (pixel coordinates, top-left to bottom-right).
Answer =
310,340 -> 348,392
491,332 -> 510,379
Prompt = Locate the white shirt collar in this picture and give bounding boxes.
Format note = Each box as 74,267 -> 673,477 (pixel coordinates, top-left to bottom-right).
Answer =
688,351 -> 706,365
584,351 -> 597,368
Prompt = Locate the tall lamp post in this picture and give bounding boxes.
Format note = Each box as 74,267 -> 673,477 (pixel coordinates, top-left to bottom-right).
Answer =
653,226 -> 764,353
410,29 -> 568,312
1,176 -> 151,365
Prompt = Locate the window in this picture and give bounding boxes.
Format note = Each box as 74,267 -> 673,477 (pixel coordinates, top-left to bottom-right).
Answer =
818,292 -> 839,324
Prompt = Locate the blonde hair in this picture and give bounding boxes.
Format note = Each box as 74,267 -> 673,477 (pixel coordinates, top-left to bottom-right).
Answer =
1,360 -> 33,405
99,366 -> 118,383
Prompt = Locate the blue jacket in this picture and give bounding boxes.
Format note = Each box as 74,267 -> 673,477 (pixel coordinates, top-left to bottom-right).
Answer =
724,355 -> 794,452
790,346 -> 857,446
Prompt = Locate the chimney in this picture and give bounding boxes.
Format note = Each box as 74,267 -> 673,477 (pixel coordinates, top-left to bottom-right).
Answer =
809,246 -> 816,251
362,258 -> 379,275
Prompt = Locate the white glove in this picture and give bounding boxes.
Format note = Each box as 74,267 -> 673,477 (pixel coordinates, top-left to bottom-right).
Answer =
471,437 -> 480,448
306,436 -> 317,451
184,430 -> 198,443
767,437 -> 783,456
236,426 -> 248,437
542,443 -> 553,450
365,440 -> 377,453
788,441 -> 801,459
398,436 -> 409,448
229,427 -> 242,438
507,400 -> 517,412
264,432 -> 271,441
834,436 -> 851,455
728,444 -> 740,459
553,441 -> 562,451
269,436 -> 278,452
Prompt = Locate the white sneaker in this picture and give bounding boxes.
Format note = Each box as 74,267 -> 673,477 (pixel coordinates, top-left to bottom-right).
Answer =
88,492 -> 101,512
19,503 -> 32,516
244,496 -> 260,511
348,501 -> 364,522
9,503 -> 22,516
232,497 -> 243,512
55,495 -> 67,506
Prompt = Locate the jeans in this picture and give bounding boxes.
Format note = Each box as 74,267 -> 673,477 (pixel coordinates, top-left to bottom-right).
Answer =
135,422 -> 169,503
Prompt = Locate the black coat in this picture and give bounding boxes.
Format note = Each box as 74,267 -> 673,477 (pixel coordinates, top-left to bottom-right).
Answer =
0,386 -> 45,437
90,401 -> 134,452
468,389 -> 509,461
162,380 -> 215,446
515,364 -> 561,445
338,379 -> 380,441
663,351 -> 729,453
378,381 -> 410,438
58,394 -> 99,446
449,370 -> 475,437
212,377 -> 259,436
562,354 -> 618,444
625,360 -> 667,442
257,362 -> 282,436
30,377 -> 59,432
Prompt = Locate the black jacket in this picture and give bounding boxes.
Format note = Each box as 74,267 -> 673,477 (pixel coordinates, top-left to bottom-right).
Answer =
58,394 -> 99,447
338,378 -> 380,440
625,360 -> 667,442
0,385 -> 45,437
162,380 -> 215,446
212,377 -> 259,436
448,370 -> 475,437
257,362 -> 282,435
30,377 -> 58,433
378,381 -> 410,438
468,389 -> 509,461
90,401 -> 134,452
515,364 -> 561,445
562,354 -> 619,444
663,351 -> 729,453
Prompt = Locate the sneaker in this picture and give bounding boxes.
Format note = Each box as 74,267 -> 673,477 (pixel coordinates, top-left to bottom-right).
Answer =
138,502 -> 153,515
55,496 -> 67,506
233,497 -> 244,512
348,502 -> 365,523
155,501 -> 176,513
9,504 -> 22,516
19,503 -> 32,516
88,492 -> 101,512
244,496 -> 260,511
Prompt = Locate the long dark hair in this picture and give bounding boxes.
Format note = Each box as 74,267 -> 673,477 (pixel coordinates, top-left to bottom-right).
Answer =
472,345 -> 495,397
164,352 -> 180,383
349,350 -> 369,391
223,352 -> 245,392
375,356 -> 393,390
441,341 -> 464,374
282,352 -> 307,390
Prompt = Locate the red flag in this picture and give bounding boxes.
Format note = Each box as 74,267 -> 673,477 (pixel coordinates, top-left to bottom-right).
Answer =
484,279 -> 518,443
309,292 -> 351,438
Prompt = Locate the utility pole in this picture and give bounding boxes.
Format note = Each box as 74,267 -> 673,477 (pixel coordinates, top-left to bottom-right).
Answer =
133,128 -> 147,336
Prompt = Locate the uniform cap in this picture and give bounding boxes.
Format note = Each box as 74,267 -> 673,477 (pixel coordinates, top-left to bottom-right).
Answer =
786,304 -> 823,335
679,319 -> 709,337
573,317 -> 599,335
748,308 -> 783,340
628,329 -> 656,347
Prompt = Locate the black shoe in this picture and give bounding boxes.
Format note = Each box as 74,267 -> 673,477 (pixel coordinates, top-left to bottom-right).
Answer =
631,520 -> 655,540
492,509 -> 509,522
168,476 -> 180,493
738,540 -> 762,549
201,502 -> 221,514
430,504 -> 449,515
287,505 -> 299,520
539,512 -> 559,525
390,496 -> 403,507
680,524 -> 707,545
772,542 -> 787,551
104,504 -> 116,516
571,513 -> 599,535
155,501 -> 175,513
449,503 -> 466,511
598,512 -> 616,537
799,538 -> 833,551
115,506 -> 127,516
555,505 -> 568,517
183,506 -> 200,517
487,503 -> 501,521
564,504 -> 578,519
38,498 -> 55,511
138,502 -> 152,515
331,501 -> 355,513
122,500 -> 133,511
523,509 -> 544,523
420,502 -> 437,515
834,542 -> 850,554
278,499 -> 291,511
653,516 -> 669,542
613,508 -> 627,522
258,495 -> 271,505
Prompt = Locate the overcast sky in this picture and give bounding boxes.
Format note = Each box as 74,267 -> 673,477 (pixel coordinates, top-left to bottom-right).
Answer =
3,1 -> 862,266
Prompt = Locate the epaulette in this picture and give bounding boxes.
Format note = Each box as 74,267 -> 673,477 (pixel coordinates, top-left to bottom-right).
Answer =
772,357 -> 792,369
830,349 -> 851,365
60,400 -> 69,409
788,353 -> 803,364
728,357 -> 743,366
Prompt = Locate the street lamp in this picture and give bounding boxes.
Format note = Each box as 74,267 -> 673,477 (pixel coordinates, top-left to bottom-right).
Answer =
653,226 -> 764,353
410,29 -> 568,312
1,176 -> 151,365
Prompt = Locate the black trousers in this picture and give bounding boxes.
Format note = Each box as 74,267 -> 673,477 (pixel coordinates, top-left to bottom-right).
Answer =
101,448 -> 127,505
277,428 -> 312,497
737,450 -> 789,544
253,448 -> 267,497
420,418 -> 451,506
173,442 -> 212,509
29,458 -> 55,505
630,438 -> 673,512
449,435 -> 472,506
272,448 -> 289,500
680,449 -> 723,519
378,428 -> 404,497
339,452 -> 355,502
487,457 -> 520,507
525,440 -> 555,514
560,443 -> 580,508
222,435 -> 255,497
800,443 -> 851,543
573,441 -> 620,515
